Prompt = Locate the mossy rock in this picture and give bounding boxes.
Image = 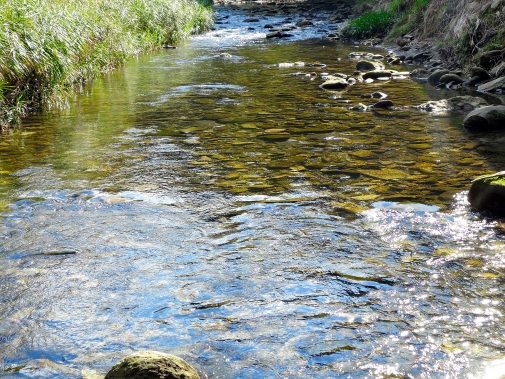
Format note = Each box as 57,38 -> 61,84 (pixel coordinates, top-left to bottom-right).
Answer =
468,171 -> 505,216
105,351 -> 200,379
463,105 -> 505,132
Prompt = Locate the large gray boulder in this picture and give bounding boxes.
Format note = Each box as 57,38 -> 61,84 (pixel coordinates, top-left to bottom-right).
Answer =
469,172 -> 505,216
463,105 -> 505,132
477,76 -> 505,93
105,351 -> 200,379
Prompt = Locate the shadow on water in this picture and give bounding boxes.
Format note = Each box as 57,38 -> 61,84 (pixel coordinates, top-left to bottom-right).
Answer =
0,4 -> 505,379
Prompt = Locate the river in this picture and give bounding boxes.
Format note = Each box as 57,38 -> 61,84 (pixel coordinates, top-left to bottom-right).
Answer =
0,4 -> 504,378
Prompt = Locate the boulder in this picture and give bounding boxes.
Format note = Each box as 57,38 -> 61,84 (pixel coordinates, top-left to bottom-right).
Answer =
468,172 -> 505,216
356,60 -> 384,71
463,105 -> 505,132
105,351 -> 200,379
320,78 -> 348,90
439,73 -> 464,85
427,69 -> 450,85
477,76 -> 505,93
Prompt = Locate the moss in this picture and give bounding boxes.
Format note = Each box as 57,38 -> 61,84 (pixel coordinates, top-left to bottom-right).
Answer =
475,173 -> 505,187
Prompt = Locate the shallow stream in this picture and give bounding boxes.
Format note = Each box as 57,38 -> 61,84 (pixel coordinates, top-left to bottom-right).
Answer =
1,5 -> 505,378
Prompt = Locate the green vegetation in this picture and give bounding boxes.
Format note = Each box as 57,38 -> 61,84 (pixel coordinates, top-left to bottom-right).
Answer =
344,0 -> 432,39
342,10 -> 397,39
0,0 -> 213,128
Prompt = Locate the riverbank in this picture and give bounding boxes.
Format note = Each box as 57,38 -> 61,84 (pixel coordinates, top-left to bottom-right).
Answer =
342,0 -> 505,80
0,0 -> 213,129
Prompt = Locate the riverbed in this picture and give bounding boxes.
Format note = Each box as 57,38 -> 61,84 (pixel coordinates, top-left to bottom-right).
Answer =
0,4 -> 504,378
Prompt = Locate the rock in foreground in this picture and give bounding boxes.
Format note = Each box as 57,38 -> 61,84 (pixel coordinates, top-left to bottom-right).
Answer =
105,351 -> 200,379
463,105 -> 505,132
469,172 -> 505,217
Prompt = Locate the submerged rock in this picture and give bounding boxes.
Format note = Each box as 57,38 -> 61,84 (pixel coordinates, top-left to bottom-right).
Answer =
469,172 -> 505,216
463,105 -> 505,132
362,70 -> 392,80
371,100 -> 394,109
105,351 -> 200,379
361,91 -> 388,100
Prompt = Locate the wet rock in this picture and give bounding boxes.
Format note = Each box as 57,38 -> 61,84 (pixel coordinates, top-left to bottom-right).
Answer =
264,24 -> 274,29
438,73 -> 464,85
463,105 -> 505,132
427,69 -> 450,85
477,76 -> 505,93
468,172 -> 505,216
243,18 -> 260,22
470,67 -> 491,81
356,60 -> 384,72
320,78 -> 348,90
105,351 -> 200,379
362,71 -> 392,80
415,96 -> 488,113
371,100 -> 394,109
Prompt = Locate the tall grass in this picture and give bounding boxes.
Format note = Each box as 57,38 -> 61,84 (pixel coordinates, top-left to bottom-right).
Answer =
342,10 -> 397,39
0,0 -> 213,128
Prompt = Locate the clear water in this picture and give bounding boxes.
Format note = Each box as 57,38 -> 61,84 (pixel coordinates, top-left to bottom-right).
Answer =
1,5 -> 505,378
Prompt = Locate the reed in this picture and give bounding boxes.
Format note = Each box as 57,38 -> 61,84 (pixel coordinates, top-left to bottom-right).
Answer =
0,0 -> 213,128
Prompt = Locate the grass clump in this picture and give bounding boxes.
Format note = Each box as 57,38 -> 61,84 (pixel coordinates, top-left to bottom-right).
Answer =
0,0 -> 213,128
342,10 -> 397,39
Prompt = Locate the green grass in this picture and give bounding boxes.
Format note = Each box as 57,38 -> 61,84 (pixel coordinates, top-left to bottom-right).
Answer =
0,0 -> 213,128
342,10 -> 397,39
